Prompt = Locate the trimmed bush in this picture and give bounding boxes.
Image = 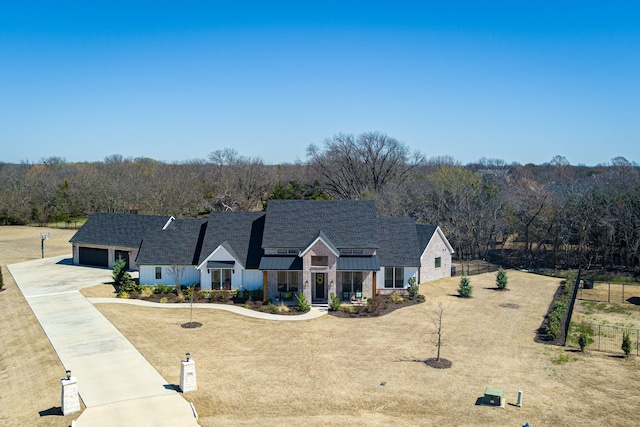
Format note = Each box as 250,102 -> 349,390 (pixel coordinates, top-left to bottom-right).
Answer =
0,266 -> 4,290
296,291 -> 310,312
407,276 -> 419,299
458,276 -> 473,297
329,293 -> 341,311
389,292 -> 406,304
496,268 -> 508,289
622,331 -> 632,357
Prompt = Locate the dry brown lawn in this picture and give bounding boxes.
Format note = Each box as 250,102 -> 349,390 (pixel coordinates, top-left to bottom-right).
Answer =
0,226 -> 80,427
96,272 -> 640,426
3,226 -> 640,426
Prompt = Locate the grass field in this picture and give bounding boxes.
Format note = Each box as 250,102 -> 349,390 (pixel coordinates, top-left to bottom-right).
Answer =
2,226 -> 640,426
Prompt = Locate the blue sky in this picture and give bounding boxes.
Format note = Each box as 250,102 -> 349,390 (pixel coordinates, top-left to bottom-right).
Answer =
1,1 -> 638,166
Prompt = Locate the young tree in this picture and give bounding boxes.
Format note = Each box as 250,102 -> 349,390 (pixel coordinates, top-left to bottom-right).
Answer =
458,275 -> 473,297
432,302 -> 445,361
622,331 -> 632,357
112,256 -> 137,294
496,268 -> 508,289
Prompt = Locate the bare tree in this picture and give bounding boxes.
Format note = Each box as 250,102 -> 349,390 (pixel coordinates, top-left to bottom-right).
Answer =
307,132 -> 424,200
432,302 -> 445,361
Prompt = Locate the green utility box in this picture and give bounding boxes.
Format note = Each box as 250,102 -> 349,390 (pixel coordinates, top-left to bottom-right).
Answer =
483,387 -> 503,407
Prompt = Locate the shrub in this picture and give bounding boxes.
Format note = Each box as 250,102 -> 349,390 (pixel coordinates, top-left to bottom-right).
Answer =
159,297 -> 168,304
259,302 -> 278,314
153,283 -> 174,295
496,268 -> 508,289
389,292 -> 406,304
117,291 -> 130,299
0,266 -> 4,289
578,333 -> 590,352
458,276 -> 473,297
416,294 -> 426,303
329,293 -> 341,311
622,331 -> 632,357
296,291 -> 310,312
407,276 -> 419,299
250,289 -> 264,301
277,302 -> 290,313
140,285 -> 154,297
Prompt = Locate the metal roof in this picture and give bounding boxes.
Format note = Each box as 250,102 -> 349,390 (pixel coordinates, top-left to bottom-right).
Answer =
336,256 -> 380,271
258,256 -> 303,270
206,260 -> 235,269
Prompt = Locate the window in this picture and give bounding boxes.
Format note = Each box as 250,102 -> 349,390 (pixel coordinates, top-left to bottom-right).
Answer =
211,268 -> 232,290
155,267 -> 162,280
341,271 -> 363,297
435,257 -> 442,268
278,271 -> 299,292
341,249 -> 364,255
311,256 -> 328,266
384,267 -> 405,288
277,249 -> 298,254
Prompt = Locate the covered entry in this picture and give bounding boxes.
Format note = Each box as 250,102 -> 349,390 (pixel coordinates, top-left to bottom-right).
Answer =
313,272 -> 326,303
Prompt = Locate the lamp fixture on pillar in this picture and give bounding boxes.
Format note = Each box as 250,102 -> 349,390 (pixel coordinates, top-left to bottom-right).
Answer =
65,369 -> 71,380
186,352 -> 191,362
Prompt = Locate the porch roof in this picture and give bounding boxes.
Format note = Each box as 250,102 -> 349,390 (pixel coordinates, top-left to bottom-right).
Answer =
206,260 -> 235,269
258,256 -> 303,271
336,256 -> 380,271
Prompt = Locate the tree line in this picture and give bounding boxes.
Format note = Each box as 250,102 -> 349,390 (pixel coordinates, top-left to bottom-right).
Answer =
1,132 -> 639,274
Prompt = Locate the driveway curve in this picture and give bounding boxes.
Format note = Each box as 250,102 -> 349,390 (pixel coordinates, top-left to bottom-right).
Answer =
8,255 -> 199,427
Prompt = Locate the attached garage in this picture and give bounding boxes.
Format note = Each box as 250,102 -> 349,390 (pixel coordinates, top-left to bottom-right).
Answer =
78,247 -> 108,267
70,212 -> 173,271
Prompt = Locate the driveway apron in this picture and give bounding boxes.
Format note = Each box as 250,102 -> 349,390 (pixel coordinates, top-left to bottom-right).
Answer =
8,256 -> 199,427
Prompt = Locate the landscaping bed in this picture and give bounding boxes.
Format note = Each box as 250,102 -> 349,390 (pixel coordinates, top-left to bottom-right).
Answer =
329,293 -> 424,317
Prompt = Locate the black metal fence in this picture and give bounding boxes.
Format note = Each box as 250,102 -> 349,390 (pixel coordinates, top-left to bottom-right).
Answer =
452,261 -> 500,277
578,282 -> 640,304
570,323 -> 640,356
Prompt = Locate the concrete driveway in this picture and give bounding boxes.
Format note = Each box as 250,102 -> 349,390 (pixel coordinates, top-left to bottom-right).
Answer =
8,255 -> 199,427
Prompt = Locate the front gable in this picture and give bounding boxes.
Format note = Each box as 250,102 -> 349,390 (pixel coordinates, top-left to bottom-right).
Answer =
197,242 -> 242,271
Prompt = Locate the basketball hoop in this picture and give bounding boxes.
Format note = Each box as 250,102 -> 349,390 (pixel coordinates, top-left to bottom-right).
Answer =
40,232 -> 50,258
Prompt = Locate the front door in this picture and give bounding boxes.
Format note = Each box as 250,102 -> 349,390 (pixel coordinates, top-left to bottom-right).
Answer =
314,273 -> 326,301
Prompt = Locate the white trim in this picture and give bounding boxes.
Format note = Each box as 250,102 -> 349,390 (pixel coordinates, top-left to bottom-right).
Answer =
428,226 -> 455,254
196,245 -> 241,270
299,235 -> 340,257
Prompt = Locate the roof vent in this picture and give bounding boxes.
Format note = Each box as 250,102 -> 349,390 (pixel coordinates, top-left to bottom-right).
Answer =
162,216 -> 176,230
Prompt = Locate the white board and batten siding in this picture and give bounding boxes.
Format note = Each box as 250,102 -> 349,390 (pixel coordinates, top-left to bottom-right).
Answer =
139,265 -> 200,287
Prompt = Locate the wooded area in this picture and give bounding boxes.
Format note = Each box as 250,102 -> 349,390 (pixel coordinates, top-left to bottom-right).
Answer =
1,132 -> 639,274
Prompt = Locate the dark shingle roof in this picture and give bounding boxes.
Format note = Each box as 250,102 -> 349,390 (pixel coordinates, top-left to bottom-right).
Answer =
377,217 -> 421,267
262,200 -> 378,249
416,224 -> 438,253
136,218 -> 208,265
198,212 -> 266,269
69,212 -> 172,248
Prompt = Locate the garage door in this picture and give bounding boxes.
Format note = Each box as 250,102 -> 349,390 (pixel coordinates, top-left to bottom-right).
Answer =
78,247 -> 109,267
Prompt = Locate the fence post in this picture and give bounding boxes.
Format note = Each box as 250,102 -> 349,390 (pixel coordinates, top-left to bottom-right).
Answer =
608,283 -> 611,302
637,329 -> 639,357
598,325 -> 601,351
622,284 -> 625,303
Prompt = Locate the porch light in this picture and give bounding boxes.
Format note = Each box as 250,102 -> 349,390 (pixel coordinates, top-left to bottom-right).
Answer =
186,352 -> 191,362
65,369 -> 71,380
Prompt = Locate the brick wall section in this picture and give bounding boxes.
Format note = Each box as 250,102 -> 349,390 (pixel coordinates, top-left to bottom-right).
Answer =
302,240 -> 336,303
420,232 -> 452,283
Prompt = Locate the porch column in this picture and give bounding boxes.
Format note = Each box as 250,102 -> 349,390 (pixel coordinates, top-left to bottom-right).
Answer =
263,271 -> 268,302
372,271 -> 377,300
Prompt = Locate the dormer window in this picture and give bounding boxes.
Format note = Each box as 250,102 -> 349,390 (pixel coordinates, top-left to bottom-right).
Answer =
277,249 -> 298,254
